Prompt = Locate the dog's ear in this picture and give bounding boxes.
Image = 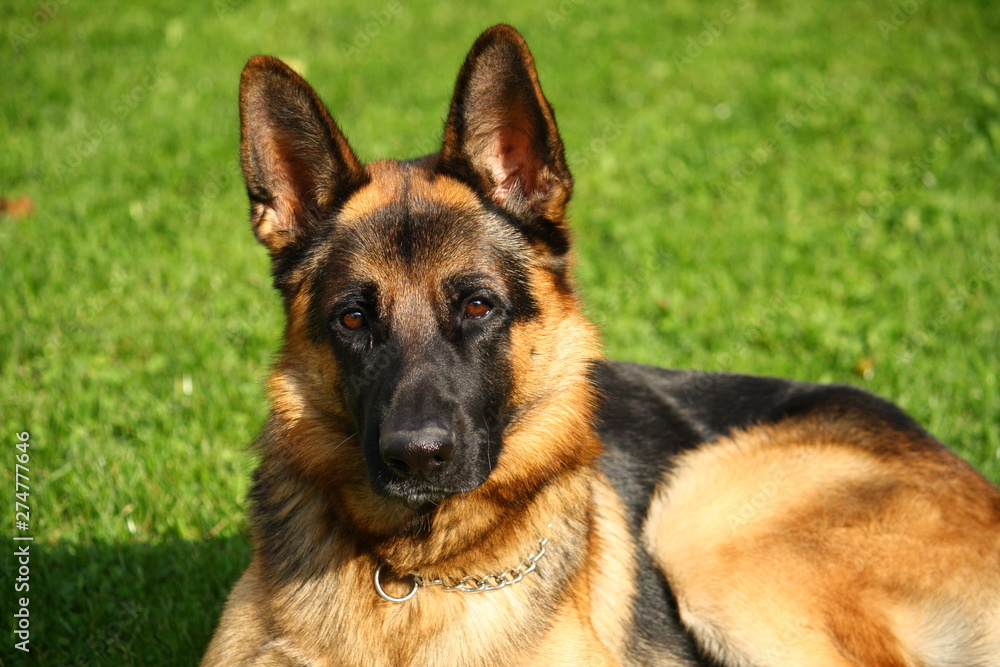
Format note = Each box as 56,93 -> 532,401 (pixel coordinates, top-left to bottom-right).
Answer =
440,25 -> 573,254
239,56 -> 366,255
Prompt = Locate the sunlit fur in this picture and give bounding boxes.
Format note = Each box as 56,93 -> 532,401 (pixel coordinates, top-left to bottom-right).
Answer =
203,24 -> 1000,667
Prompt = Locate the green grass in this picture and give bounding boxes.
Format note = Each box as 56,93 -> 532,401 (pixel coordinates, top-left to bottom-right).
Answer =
1,0 -> 998,663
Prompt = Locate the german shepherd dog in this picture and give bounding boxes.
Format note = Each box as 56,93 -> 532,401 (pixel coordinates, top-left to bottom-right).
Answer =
202,24 -> 1000,666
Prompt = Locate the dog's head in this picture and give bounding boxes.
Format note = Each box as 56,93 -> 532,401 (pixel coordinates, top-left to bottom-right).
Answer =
239,25 -> 600,541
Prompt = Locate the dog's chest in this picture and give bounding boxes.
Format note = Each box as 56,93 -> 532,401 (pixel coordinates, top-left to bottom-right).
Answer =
273,568 -> 616,667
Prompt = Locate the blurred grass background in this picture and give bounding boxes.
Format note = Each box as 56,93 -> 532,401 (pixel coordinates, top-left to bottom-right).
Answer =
1,0 -> 998,663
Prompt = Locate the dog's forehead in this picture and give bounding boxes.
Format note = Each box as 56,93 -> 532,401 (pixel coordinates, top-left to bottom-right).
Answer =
340,160 -> 483,221
325,160 -> 527,284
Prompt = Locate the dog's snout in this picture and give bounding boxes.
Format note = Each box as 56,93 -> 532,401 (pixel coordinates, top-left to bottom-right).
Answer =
380,426 -> 455,478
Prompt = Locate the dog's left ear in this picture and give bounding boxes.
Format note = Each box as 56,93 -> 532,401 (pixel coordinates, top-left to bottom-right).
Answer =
440,25 -> 572,253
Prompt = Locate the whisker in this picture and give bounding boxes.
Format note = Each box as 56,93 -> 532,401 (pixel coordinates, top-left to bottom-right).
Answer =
484,417 -> 492,469
330,432 -> 358,452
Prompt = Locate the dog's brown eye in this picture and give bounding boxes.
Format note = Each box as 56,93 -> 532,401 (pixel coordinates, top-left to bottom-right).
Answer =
341,310 -> 367,330
464,300 -> 491,319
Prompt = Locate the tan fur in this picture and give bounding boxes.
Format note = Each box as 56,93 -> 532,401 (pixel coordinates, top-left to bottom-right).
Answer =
202,145 -> 631,664
588,473 -> 641,659
202,468 -> 640,666
337,160 -> 406,221
207,25 -> 1000,667
341,162 -> 484,224
644,418 -> 1000,667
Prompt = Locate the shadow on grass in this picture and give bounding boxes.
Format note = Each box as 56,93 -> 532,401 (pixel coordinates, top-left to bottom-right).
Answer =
3,536 -> 250,665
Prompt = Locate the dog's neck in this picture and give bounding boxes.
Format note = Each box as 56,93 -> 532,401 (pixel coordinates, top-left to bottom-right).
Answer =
250,433 -> 598,573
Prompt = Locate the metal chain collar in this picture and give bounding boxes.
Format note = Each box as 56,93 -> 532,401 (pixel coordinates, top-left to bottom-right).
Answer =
374,535 -> 550,603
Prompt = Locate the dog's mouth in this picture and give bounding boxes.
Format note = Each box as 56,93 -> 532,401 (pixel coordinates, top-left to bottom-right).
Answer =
400,492 -> 449,513
376,478 -> 481,513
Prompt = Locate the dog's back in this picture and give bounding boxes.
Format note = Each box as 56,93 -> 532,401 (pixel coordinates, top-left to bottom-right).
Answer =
597,361 -> 1000,665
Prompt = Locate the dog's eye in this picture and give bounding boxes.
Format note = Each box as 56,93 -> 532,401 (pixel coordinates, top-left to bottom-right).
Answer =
340,310 -> 367,330
464,299 -> 492,319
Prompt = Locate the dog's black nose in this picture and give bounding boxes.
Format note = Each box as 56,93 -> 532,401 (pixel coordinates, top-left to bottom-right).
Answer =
380,427 -> 455,478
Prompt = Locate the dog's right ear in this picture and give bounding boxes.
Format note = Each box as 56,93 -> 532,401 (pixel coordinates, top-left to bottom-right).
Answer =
239,56 -> 366,255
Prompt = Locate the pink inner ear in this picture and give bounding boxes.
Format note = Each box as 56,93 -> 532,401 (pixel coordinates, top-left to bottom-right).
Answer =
486,126 -> 541,205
